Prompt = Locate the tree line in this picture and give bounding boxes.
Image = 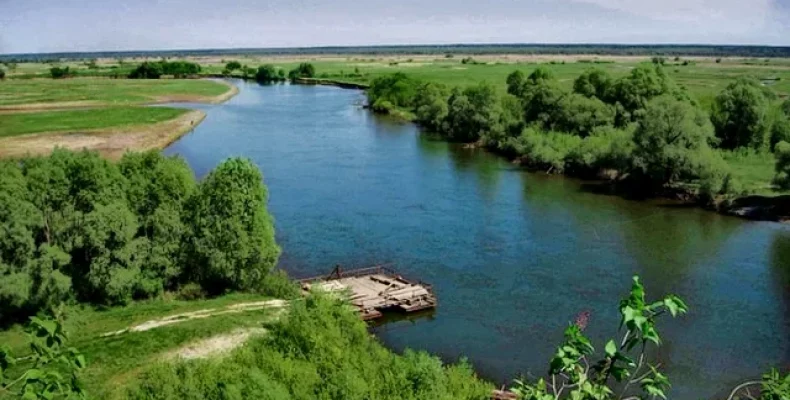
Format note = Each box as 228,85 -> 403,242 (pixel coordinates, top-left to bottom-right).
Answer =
367,66 -> 790,201
128,60 -> 202,79
222,60 -> 316,82
0,149 -> 291,323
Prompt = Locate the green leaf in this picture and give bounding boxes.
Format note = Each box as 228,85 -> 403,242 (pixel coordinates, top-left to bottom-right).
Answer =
605,340 -> 617,357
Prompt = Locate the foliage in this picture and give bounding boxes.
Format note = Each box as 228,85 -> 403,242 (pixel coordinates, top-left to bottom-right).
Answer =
129,61 -> 201,79
185,157 -> 281,294
125,292 -> 492,400
0,150 -> 283,322
443,84 -> 505,143
631,96 -> 721,186
225,61 -> 242,71
0,69 -> 5,80
773,141 -> 790,189
712,77 -> 773,150
255,65 -> 282,83
49,67 -> 71,79
0,315 -> 86,399
128,62 -> 163,79
607,64 -> 673,124
412,82 -> 450,132
368,73 -> 420,110
573,68 -> 613,100
510,276 -> 687,400
288,63 -> 316,79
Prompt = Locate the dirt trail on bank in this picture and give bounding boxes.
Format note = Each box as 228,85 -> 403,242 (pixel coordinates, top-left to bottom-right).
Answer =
101,299 -> 288,337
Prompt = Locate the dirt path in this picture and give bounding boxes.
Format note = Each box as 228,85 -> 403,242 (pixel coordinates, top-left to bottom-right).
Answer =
0,110 -> 206,159
164,328 -> 269,360
101,299 -> 287,337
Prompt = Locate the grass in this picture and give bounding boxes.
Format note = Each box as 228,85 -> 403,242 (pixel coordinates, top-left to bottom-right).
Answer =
0,78 -> 231,107
0,106 -> 189,137
0,293 -> 278,399
721,150 -> 782,195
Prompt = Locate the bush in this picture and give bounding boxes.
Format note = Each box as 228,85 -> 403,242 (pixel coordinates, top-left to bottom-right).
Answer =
711,77 -> 773,150
774,141 -> 790,189
631,96 -> 719,186
255,64 -> 280,83
0,68 -> 5,79
288,63 -> 316,79
50,66 -> 71,79
126,293 -> 492,400
128,62 -> 163,79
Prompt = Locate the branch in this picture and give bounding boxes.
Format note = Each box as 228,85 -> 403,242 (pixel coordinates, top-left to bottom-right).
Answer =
726,381 -> 762,400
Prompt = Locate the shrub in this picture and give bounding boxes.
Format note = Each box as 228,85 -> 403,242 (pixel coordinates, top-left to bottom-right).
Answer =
50,66 -> 71,79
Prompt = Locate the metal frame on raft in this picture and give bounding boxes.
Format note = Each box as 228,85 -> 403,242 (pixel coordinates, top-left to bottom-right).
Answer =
299,264 -> 437,321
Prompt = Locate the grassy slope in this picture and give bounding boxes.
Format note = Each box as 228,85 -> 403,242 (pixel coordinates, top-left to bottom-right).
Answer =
0,294 -> 277,399
0,78 -> 230,106
0,106 -> 189,137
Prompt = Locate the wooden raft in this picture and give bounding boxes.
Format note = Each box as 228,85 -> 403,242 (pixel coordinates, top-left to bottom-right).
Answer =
300,266 -> 437,320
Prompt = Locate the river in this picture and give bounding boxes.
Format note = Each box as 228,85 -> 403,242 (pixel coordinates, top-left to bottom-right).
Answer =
165,79 -> 790,399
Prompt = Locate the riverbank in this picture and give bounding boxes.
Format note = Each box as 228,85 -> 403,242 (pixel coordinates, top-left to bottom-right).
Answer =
0,109 -> 206,159
0,78 -> 238,158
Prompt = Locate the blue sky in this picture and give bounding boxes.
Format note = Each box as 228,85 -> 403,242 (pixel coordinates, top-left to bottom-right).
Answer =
1,0 -> 788,54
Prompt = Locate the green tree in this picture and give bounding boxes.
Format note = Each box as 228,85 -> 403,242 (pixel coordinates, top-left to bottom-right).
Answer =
608,64 -> 672,123
49,67 -> 71,79
573,68 -> 613,100
712,77 -> 772,150
510,276 -> 687,400
444,84 -> 503,143
288,63 -> 316,79
412,82 -> 450,132
554,93 -> 615,136
255,65 -> 279,83
128,62 -> 163,79
186,158 -> 280,293
0,68 -> 5,80
225,60 -> 242,71
367,73 -> 418,110
631,96 -> 719,186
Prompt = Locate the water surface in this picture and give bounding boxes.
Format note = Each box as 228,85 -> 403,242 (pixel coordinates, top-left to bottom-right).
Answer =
165,80 -> 790,399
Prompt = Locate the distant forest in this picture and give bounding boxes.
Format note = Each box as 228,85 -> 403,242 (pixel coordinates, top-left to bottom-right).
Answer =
2,44 -> 790,62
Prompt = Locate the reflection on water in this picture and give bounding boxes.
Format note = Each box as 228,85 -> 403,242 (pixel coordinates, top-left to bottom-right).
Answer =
165,80 -> 790,400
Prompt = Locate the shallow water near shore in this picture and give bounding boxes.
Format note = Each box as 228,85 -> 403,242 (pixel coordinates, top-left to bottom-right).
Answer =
165,79 -> 790,399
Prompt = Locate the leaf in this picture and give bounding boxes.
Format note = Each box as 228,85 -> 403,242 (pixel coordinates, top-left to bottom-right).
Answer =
605,340 -> 617,357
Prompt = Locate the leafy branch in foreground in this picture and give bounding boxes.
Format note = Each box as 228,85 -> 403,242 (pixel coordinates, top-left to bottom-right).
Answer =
0,315 -> 86,399
510,276 -> 687,400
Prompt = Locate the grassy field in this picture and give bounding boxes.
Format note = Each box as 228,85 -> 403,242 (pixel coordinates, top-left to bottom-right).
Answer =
0,294 -> 280,399
0,78 -> 232,107
0,106 -> 189,137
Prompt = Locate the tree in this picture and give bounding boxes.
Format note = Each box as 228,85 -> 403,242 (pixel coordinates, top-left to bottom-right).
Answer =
608,64 -> 672,123
225,60 -> 242,71
128,62 -> 163,79
573,68 -> 612,100
255,65 -> 279,83
632,96 -> 719,186
0,316 -> 87,399
553,93 -> 615,136
444,84 -> 503,143
0,68 -> 5,80
367,73 -> 419,111
712,77 -> 772,150
412,82 -> 450,133
782,99 -> 790,117
186,158 -> 280,293
49,67 -> 71,79
510,276 -> 687,400
288,63 -> 316,79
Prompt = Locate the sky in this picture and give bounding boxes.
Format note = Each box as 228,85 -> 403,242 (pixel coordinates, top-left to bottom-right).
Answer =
0,0 -> 789,54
